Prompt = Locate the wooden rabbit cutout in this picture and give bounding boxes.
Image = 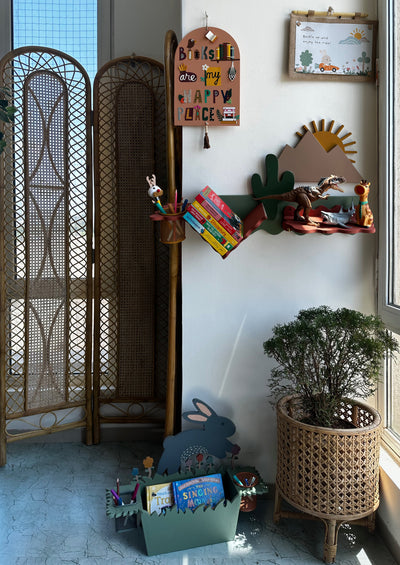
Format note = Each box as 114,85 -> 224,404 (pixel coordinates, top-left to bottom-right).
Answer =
156,398 -> 240,474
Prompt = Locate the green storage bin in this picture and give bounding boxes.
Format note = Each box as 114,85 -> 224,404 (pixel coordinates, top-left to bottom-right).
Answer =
106,466 -> 267,556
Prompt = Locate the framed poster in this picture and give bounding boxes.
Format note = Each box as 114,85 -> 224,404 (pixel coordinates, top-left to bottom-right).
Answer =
288,13 -> 377,81
174,27 -> 240,127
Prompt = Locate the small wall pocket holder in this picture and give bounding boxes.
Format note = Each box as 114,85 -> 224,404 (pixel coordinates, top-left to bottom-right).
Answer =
151,206 -> 186,244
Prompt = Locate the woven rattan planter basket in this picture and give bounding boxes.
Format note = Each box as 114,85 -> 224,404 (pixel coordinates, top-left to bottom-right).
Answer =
273,394 -> 382,563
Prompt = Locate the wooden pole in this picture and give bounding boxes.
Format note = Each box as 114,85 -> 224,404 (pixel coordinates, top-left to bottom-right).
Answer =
164,30 -> 181,437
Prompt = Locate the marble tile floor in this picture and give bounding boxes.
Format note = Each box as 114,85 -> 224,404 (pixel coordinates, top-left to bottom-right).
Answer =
0,441 -> 397,565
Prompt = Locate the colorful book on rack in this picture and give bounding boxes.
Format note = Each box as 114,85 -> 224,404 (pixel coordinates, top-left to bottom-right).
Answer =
183,211 -> 231,256
190,201 -> 241,247
146,481 -> 175,515
186,204 -> 236,249
195,186 -> 243,239
172,473 -> 225,512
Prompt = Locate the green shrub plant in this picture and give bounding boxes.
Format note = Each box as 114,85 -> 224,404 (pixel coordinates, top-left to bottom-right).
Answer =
264,305 -> 398,427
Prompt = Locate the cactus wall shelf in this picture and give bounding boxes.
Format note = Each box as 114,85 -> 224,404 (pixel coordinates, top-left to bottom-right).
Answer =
220,153 -> 374,235
221,193 -> 365,236
180,118 -> 374,243
220,119 -> 375,236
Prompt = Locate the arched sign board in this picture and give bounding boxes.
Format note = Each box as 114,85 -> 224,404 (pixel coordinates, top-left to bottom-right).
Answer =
174,27 -> 240,127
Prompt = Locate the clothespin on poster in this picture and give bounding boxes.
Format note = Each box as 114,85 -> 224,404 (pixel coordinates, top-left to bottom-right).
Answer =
293,8 -> 368,18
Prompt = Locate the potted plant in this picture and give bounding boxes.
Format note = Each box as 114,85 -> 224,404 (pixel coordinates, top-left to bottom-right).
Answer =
264,305 -> 398,564
0,86 -> 16,154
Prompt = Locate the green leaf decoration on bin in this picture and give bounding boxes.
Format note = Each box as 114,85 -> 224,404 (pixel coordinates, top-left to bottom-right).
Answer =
251,154 -> 295,233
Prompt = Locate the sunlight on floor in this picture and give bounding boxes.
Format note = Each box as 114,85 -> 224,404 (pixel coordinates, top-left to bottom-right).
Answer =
228,532 -> 253,555
357,548 -> 373,565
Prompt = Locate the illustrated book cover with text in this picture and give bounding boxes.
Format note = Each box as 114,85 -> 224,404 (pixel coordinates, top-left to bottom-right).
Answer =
146,481 -> 175,515
172,473 -> 225,512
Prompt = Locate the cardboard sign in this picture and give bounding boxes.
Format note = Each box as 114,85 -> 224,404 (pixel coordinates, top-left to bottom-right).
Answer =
174,27 -> 240,127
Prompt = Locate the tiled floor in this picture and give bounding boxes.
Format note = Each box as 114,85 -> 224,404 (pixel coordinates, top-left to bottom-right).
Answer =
0,441 -> 397,565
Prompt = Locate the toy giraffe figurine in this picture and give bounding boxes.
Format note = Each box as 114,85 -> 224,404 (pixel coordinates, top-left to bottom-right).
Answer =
354,180 -> 374,227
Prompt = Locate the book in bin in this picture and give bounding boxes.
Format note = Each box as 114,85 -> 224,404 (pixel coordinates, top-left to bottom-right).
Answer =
172,473 -> 225,512
146,482 -> 174,515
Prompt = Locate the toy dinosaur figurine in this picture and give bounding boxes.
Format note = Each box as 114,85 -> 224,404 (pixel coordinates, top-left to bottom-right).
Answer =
354,180 -> 373,227
254,174 -> 346,226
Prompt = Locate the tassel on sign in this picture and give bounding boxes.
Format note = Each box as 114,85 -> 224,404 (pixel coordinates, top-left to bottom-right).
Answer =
203,122 -> 210,149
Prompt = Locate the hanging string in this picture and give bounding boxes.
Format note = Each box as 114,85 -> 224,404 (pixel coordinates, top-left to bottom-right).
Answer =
203,122 -> 210,149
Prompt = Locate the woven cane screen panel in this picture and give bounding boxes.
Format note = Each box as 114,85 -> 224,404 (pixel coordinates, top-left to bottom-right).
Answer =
0,48 -> 91,437
94,58 -> 169,405
276,398 -> 382,520
116,82 -> 155,397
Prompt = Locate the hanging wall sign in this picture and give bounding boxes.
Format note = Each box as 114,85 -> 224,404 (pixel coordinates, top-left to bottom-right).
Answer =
174,27 -> 240,127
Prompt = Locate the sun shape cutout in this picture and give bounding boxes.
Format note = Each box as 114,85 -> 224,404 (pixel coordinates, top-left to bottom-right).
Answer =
350,28 -> 366,41
296,119 -> 357,163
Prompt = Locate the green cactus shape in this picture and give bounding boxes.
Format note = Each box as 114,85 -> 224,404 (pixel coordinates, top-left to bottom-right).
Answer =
251,154 -> 294,224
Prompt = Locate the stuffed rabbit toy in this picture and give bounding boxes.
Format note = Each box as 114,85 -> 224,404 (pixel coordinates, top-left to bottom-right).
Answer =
157,398 -> 240,474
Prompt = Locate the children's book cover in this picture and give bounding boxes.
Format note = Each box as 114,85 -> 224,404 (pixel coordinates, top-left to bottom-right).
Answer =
146,481 -> 174,515
172,473 -> 225,512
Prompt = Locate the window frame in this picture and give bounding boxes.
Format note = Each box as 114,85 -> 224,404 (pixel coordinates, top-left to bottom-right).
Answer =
378,0 -> 400,459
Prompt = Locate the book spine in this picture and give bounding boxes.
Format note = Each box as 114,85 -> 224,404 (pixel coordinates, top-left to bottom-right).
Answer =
202,186 -> 242,224
183,210 -> 205,234
172,482 -> 178,511
190,201 -> 239,247
184,211 -> 228,256
187,204 -> 234,249
200,227 -> 229,256
196,194 -> 242,240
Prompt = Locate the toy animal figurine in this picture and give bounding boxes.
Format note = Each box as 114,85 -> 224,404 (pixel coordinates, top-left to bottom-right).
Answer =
354,180 -> 374,227
320,201 -> 356,229
156,398 -> 240,475
254,174 -> 346,226
146,174 -> 164,200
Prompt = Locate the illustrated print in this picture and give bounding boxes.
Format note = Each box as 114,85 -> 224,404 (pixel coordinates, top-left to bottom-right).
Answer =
293,20 -> 375,77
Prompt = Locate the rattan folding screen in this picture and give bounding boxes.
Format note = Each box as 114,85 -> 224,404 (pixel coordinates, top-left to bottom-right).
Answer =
0,48 -> 93,465
92,56 -> 170,443
0,43 -> 180,465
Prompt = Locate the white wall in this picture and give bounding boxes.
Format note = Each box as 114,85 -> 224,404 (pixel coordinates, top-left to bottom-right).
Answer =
180,0 -> 378,482
111,0 -> 181,61
110,0 -> 380,486
92,0 -> 398,555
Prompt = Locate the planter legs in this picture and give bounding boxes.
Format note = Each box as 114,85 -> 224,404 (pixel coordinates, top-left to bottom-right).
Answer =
273,488 -> 282,523
321,519 -> 344,563
367,511 -> 376,533
273,487 -> 376,563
